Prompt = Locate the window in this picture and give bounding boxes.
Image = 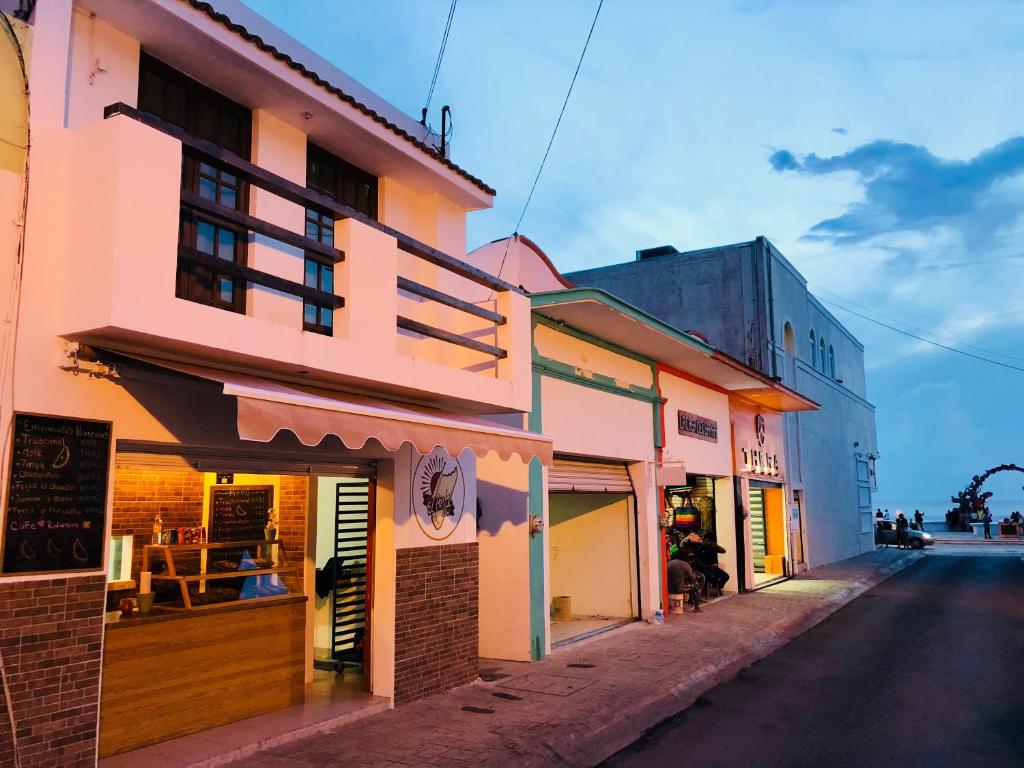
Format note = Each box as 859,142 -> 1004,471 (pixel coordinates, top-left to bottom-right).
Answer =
139,53 -> 251,313
809,330 -> 817,368
303,208 -> 335,335
819,337 -> 827,372
828,345 -> 836,378
783,322 -> 795,356
303,143 -> 378,334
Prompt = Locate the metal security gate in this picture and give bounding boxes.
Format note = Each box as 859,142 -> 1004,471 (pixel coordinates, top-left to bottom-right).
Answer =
749,488 -> 767,574
331,478 -> 373,667
549,457 -> 633,493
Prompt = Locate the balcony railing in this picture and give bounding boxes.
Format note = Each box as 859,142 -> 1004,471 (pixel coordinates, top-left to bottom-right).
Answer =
103,102 -> 515,361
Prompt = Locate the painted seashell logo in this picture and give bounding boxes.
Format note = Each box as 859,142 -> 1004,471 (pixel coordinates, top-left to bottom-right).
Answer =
412,448 -> 465,541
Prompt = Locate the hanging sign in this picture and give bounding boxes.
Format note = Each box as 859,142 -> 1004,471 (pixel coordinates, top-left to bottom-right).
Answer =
1,413 -> 112,575
411,448 -> 466,541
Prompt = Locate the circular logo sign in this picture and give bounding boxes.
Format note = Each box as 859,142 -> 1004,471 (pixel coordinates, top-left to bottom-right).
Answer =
755,415 -> 766,447
412,448 -> 466,541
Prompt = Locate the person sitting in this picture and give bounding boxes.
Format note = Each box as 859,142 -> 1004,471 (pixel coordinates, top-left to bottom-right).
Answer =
681,533 -> 730,592
667,550 -> 702,612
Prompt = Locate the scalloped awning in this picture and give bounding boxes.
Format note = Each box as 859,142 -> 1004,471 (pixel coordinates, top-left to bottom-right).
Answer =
119,356 -> 552,464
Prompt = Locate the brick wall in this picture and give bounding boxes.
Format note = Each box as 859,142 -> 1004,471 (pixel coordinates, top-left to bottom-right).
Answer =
393,543 -> 479,705
277,475 -> 307,591
111,468 -> 204,579
0,575 -> 105,768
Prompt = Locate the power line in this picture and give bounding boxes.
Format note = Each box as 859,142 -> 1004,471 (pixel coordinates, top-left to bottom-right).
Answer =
820,299 -> 1024,374
424,0 -> 458,115
813,284 -> 1024,365
495,0 -> 605,283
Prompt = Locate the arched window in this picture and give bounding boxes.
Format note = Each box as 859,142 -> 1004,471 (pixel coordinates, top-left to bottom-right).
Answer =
819,338 -> 827,371
809,330 -> 816,367
828,345 -> 836,378
783,322 -> 796,356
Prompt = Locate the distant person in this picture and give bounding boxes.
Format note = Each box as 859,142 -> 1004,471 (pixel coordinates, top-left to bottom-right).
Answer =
681,533 -> 730,591
884,508 -> 891,520
895,511 -> 910,549
876,508 -> 883,519
1011,511 -> 1021,525
983,510 -> 993,539
914,509 -> 924,531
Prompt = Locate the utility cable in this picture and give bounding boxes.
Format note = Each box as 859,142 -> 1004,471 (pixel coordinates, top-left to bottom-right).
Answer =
820,299 -> 1024,374
423,0 -> 458,116
494,0 -> 605,287
813,284 -> 1024,365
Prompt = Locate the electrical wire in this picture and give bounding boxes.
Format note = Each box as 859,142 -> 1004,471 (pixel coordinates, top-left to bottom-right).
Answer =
820,299 -> 1024,374
423,0 -> 458,115
813,285 -> 1024,365
493,0 -> 605,286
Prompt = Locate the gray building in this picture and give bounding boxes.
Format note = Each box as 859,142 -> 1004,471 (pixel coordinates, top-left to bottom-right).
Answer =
568,237 -> 878,568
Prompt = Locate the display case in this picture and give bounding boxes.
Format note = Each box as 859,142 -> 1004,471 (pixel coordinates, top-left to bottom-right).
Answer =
143,540 -> 298,610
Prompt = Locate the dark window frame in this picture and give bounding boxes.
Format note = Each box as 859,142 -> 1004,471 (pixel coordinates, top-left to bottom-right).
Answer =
139,52 -> 252,314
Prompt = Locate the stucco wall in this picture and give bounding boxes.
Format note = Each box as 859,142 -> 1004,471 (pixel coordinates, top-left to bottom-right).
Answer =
549,493 -> 635,618
658,372 -> 732,476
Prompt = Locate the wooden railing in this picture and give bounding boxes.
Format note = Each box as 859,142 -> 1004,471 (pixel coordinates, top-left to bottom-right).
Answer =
104,102 -> 514,359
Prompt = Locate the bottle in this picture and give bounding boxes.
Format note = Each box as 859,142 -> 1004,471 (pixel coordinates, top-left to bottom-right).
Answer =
152,513 -> 163,545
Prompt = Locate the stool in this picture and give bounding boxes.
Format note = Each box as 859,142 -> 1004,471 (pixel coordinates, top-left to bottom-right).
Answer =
668,593 -> 686,615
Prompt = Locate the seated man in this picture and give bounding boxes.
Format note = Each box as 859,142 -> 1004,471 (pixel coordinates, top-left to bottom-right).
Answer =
667,550 -> 702,612
681,533 -> 730,591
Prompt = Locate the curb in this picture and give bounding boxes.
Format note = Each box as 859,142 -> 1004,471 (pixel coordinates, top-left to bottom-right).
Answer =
564,551 -> 923,768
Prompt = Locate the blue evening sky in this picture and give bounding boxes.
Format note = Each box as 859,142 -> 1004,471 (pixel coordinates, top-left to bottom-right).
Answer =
243,0 -> 1024,515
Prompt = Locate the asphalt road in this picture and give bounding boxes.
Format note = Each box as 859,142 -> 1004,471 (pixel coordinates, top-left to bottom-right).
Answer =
602,555 -> 1024,768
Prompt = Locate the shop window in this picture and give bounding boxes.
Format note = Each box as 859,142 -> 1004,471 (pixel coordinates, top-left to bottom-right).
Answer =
829,345 -> 836,378
809,330 -> 817,368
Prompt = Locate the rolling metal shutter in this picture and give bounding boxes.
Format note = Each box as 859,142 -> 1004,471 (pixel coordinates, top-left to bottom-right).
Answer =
549,458 -> 633,494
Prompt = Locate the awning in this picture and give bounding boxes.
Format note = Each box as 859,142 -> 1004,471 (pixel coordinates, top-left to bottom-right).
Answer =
113,356 -> 553,465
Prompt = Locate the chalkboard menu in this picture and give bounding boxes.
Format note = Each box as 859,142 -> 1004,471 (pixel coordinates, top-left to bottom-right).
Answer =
209,485 -> 273,542
1,413 -> 112,575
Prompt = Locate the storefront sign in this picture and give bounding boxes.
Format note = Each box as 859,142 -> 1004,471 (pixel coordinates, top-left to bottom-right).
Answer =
677,410 -> 718,443
412,448 -> 466,541
1,413 -> 112,575
210,485 -> 274,542
736,412 -> 784,480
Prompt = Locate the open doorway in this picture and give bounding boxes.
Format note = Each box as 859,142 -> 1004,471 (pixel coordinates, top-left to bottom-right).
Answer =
313,476 -> 375,693
748,485 -> 788,586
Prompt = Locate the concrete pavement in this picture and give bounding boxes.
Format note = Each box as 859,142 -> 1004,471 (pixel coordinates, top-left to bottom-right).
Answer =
219,549 -> 921,768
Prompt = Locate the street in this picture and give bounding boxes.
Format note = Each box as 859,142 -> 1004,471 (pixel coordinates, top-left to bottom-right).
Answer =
603,555 -> 1024,768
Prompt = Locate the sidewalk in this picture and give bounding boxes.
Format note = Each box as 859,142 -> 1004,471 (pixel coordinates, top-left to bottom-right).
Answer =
212,549 -> 920,768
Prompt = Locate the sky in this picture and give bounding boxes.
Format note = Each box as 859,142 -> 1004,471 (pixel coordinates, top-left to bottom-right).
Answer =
242,0 -> 1024,515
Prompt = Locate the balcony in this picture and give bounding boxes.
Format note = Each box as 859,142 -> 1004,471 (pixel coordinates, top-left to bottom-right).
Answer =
58,105 -> 531,413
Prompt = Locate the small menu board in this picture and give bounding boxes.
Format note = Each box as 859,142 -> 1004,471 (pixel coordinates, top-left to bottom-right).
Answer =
1,413 -> 112,575
209,485 -> 273,542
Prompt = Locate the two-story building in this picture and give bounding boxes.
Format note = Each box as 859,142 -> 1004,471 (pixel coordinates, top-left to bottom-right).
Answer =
568,238 -> 879,572
0,1 -> 550,765
467,236 -> 816,659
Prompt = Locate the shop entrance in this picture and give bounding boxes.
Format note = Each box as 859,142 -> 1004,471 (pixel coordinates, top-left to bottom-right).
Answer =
314,475 -> 375,692
548,458 -> 639,647
748,484 -> 788,586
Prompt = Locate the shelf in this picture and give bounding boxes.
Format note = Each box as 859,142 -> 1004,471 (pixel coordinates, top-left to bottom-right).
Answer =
144,540 -> 280,552
152,567 -> 296,582
151,593 -> 301,612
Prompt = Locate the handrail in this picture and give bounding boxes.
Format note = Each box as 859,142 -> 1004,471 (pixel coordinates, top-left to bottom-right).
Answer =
104,102 -> 520,294
178,246 -> 344,308
397,316 -> 507,359
181,192 -> 343,264
397,277 -> 505,325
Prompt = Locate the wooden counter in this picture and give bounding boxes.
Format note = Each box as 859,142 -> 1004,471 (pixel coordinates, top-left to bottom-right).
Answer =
99,595 -> 306,757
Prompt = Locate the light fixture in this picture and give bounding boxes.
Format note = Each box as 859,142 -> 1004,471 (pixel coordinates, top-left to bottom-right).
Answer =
301,111 -> 314,120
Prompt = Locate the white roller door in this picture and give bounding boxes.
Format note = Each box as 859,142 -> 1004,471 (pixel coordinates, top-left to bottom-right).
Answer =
549,458 -> 633,494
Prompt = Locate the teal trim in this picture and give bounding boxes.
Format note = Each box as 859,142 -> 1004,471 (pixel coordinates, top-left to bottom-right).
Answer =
530,288 -> 715,356
532,357 -> 660,404
532,314 -> 655,366
528,458 -> 545,660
